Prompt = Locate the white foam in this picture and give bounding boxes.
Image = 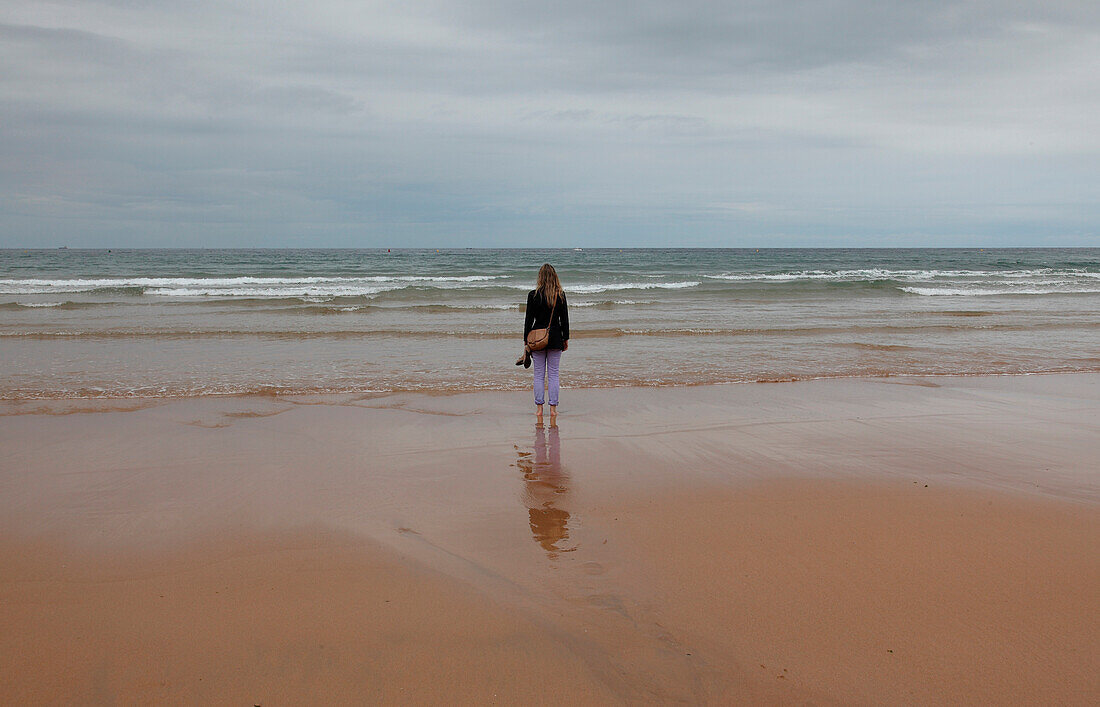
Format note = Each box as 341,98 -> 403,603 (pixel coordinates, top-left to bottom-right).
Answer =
569,299 -> 646,307
901,286 -> 1100,296
566,281 -> 700,293
15,301 -> 65,307
146,285 -> 404,298
0,275 -> 509,295
460,303 -> 516,310
703,268 -> 1100,282
390,275 -> 503,282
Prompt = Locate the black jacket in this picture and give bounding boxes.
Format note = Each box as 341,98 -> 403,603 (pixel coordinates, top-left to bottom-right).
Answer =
524,290 -> 569,350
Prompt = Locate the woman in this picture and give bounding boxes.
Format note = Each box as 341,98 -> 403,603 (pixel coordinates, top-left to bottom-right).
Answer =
517,263 -> 569,422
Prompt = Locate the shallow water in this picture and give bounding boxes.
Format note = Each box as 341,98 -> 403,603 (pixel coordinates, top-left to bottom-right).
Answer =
1,247 -> 1098,398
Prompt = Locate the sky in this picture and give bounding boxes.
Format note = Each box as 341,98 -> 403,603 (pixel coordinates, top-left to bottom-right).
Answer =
1,0 -> 1098,248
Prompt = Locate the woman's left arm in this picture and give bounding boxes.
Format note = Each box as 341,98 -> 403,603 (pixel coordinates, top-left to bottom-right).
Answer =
560,293 -> 569,349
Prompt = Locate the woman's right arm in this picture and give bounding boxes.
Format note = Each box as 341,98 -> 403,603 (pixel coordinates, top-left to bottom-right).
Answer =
523,291 -> 535,339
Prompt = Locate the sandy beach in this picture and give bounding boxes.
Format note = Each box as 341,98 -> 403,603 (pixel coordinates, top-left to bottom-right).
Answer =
2,374 -> 1098,703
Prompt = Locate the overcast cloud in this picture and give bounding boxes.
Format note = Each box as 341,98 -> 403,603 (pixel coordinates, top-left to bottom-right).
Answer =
1,0 -> 1098,247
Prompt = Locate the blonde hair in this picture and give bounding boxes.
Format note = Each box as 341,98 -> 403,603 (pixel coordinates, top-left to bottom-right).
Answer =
535,263 -> 563,308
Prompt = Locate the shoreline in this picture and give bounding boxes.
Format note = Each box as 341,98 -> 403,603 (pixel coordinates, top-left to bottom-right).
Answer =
4,366 -> 1100,406
2,373 -> 1098,702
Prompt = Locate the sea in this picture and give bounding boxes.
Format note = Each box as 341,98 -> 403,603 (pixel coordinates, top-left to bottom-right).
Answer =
1,248 -> 1098,400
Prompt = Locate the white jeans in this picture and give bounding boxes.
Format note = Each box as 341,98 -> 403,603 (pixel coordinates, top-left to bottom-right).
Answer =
531,348 -> 562,406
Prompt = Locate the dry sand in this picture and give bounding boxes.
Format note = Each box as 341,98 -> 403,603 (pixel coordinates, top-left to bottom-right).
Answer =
1,374 -> 1098,703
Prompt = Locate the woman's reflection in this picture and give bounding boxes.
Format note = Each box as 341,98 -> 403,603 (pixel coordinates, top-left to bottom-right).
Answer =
516,422 -> 575,559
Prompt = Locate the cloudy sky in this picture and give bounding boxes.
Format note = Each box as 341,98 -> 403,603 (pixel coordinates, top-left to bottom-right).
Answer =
2,0 -> 1098,247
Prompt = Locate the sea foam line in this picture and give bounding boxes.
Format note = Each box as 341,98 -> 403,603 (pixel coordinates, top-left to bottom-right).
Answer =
0,275 -> 509,295
566,281 -> 700,293
901,286 -> 1100,296
704,268 -> 1100,282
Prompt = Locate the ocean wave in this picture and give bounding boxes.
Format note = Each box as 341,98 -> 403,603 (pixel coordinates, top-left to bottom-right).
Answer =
145,285 -> 401,298
0,277 -> 650,299
4,270 -> 1099,304
8,269 -> 1096,299
0,275 -> 510,296
402,303 -> 518,312
239,300 -> 648,314
569,299 -> 648,308
901,286 -> 1100,296
19,319 -> 1093,341
294,302 -> 521,313
704,268 -> 1100,283
566,281 -> 700,294
0,300 -> 102,311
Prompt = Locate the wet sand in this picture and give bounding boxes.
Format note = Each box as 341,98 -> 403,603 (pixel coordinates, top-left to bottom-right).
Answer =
1,374 -> 1098,703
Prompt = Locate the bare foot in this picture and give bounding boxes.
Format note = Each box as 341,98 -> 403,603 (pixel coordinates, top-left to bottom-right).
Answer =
535,405 -> 543,420
549,406 -> 558,422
